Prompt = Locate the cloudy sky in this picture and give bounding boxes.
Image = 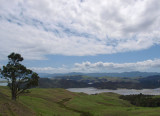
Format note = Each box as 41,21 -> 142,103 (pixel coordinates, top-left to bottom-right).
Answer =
0,0 -> 160,73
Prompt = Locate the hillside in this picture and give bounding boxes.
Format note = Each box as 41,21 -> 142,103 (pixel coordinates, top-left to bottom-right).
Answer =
39,72 -> 160,78
1,86 -> 160,116
38,75 -> 160,89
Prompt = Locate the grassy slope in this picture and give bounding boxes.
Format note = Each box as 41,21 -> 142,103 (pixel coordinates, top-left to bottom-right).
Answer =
0,86 -> 35,116
0,86 -> 160,116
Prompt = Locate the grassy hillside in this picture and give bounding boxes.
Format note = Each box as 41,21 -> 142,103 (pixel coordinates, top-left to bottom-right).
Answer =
0,86 -> 160,116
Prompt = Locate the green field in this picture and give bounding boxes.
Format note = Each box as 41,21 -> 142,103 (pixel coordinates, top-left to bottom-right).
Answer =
0,86 -> 160,116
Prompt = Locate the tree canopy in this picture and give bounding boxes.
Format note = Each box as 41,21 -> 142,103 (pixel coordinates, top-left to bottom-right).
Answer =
0,52 -> 39,100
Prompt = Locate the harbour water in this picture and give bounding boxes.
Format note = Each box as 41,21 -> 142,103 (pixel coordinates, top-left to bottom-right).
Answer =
0,83 -> 8,86
1,83 -> 160,95
67,87 -> 160,95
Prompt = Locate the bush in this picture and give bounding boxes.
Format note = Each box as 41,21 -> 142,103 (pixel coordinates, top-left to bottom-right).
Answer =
119,93 -> 160,107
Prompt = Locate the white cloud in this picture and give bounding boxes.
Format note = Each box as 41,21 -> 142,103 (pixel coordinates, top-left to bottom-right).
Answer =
30,67 -> 69,74
0,0 -> 160,59
31,59 -> 160,73
74,59 -> 160,73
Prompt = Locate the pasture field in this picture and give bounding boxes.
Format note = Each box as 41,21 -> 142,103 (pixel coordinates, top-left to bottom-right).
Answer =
0,86 -> 160,116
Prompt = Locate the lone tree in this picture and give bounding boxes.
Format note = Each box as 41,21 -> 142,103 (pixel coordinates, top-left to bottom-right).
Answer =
0,52 -> 39,100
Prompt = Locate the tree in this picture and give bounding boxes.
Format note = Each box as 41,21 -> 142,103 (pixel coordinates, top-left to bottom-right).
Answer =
0,52 -> 39,100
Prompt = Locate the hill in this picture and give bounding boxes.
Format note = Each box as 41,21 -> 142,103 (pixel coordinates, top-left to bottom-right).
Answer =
1,86 -> 160,116
38,75 -> 160,89
39,71 -> 160,78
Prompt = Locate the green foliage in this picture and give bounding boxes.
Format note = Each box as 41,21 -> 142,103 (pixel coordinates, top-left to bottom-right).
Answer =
119,93 -> 160,107
0,52 -> 39,100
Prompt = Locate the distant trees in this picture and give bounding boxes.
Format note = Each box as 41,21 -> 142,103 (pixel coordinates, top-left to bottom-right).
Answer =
119,93 -> 160,107
0,52 -> 39,100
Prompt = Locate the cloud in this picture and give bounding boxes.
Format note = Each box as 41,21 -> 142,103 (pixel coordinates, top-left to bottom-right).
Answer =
31,59 -> 160,73
0,0 -> 160,59
74,59 -> 160,73
30,67 -> 69,74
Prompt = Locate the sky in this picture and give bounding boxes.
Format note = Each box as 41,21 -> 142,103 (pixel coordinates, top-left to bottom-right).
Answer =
0,0 -> 160,73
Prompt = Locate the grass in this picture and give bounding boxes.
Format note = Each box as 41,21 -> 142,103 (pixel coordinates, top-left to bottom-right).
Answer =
0,87 -> 34,116
0,86 -> 160,116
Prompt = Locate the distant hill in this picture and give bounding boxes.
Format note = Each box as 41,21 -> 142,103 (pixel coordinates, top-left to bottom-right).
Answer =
38,75 -> 160,89
38,72 -> 160,89
39,71 -> 160,78
38,72 -> 84,78
83,71 -> 160,78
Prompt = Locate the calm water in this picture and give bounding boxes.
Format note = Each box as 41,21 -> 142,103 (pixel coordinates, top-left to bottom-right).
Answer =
1,83 -> 160,95
67,87 -> 160,95
0,83 -> 8,86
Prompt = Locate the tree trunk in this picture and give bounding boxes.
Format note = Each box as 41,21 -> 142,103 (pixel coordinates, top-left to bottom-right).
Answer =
12,93 -> 16,101
11,77 -> 17,101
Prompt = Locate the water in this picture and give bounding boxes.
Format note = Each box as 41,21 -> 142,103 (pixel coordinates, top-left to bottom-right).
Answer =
0,83 -> 8,86
1,83 -> 160,95
67,87 -> 160,95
